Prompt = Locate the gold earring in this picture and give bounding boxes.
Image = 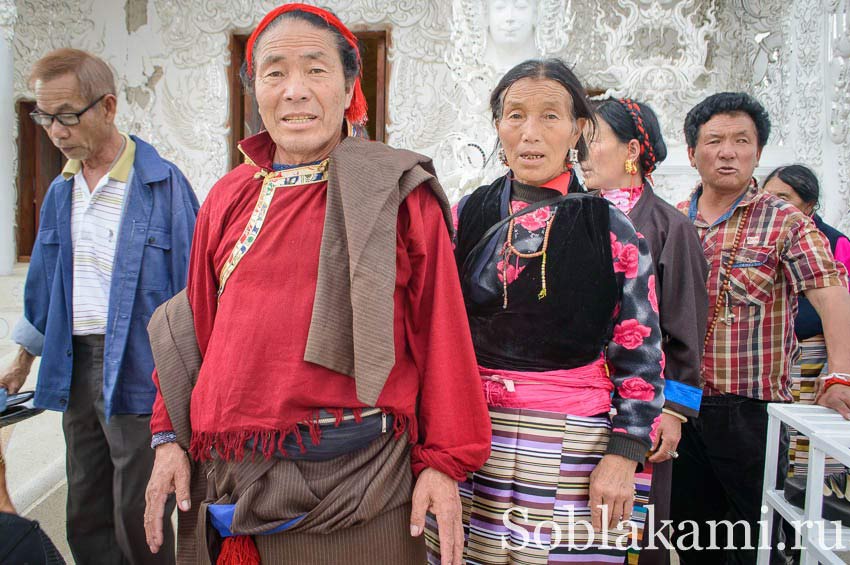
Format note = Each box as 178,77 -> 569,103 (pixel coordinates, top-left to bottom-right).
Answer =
625,159 -> 638,175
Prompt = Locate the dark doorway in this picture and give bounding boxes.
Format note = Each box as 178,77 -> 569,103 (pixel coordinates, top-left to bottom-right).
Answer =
228,30 -> 389,170
16,100 -> 64,261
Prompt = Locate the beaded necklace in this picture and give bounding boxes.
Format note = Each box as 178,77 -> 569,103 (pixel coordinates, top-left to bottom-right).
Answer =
703,203 -> 752,352
501,201 -> 556,308
218,159 -> 329,298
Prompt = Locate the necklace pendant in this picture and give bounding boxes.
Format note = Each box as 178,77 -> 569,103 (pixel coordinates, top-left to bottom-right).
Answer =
723,292 -> 735,325
537,288 -> 547,300
724,304 -> 735,325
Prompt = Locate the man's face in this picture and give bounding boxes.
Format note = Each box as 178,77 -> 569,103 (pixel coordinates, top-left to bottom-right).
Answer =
34,73 -> 113,162
253,19 -> 354,165
688,112 -> 762,196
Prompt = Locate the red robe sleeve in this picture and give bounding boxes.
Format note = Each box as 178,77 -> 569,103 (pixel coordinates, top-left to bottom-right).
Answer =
150,190 -> 225,434
402,185 -> 491,481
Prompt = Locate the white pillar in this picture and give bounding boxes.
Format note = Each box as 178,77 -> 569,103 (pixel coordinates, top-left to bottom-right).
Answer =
0,0 -> 17,275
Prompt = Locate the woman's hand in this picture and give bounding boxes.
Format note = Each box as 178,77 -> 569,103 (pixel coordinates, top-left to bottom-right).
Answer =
589,454 -> 638,530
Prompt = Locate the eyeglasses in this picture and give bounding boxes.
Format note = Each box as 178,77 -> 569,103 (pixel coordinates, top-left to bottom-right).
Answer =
29,94 -> 107,127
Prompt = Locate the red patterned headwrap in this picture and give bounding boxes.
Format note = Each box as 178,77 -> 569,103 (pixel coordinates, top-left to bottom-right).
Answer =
617,98 -> 658,176
245,3 -> 368,125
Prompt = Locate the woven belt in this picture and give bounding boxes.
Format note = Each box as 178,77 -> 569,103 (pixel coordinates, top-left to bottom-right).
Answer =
315,407 -> 382,426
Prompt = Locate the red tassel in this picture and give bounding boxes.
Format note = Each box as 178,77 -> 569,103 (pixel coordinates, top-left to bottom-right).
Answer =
345,78 -> 368,125
217,535 -> 260,565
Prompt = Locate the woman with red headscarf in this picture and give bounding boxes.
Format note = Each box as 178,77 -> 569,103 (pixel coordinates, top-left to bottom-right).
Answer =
581,98 -> 708,565
142,5 -> 490,564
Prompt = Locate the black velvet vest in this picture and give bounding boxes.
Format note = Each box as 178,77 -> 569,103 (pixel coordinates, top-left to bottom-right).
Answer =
456,176 -> 618,371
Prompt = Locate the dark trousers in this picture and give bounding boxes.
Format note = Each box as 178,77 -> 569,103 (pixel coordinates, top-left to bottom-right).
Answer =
62,335 -> 175,565
671,394 -> 789,565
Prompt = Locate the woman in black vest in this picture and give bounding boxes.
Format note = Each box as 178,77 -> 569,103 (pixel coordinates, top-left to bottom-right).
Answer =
440,59 -> 664,564
581,98 -> 709,565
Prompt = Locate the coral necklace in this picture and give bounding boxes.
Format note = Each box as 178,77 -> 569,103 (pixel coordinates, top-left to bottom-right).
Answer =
501,202 -> 556,308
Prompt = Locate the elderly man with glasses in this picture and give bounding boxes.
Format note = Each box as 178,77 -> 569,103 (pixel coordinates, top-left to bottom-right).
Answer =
0,48 -> 198,565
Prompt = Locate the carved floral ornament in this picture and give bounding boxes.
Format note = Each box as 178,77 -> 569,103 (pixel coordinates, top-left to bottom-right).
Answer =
0,0 -> 16,44
587,0 -> 717,145
828,0 -> 850,144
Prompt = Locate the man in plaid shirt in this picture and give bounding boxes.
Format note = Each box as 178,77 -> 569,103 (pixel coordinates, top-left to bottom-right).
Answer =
671,92 -> 850,565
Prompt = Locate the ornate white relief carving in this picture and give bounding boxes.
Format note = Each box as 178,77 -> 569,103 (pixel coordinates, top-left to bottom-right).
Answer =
586,0 -> 717,146
827,0 -> 850,232
713,0 -> 791,146
828,0 -> 850,144
791,0 -> 825,170
12,0 -> 100,97
0,0 -> 16,44
5,0 -> 847,223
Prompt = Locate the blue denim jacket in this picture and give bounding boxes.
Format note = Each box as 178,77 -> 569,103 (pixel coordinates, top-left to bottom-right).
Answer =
12,136 -> 199,418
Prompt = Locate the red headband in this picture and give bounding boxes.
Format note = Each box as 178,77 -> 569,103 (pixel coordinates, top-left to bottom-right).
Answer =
618,98 -> 657,176
245,3 -> 368,125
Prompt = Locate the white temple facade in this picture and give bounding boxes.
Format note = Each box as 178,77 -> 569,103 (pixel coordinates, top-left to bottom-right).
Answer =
0,0 -> 849,323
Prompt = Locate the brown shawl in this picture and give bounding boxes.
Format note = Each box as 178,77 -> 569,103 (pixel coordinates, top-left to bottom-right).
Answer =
304,137 -> 452,405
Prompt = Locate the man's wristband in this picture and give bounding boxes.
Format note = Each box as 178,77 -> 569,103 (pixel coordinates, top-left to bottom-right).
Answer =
151,431 -> 178,449
820,372 -> 850,393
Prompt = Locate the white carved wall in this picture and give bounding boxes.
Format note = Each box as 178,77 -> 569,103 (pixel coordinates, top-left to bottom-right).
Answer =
8,0 -> 850,232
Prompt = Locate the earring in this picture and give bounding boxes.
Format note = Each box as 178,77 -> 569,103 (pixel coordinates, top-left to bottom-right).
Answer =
567,148 -> 578,164
625,159 -> 638,175
498,148 -> 508,166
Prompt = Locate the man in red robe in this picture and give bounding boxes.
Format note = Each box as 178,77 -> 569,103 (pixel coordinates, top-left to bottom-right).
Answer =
142,5 -> 490,564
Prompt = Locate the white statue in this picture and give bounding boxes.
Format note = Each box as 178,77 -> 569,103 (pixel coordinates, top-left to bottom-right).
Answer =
483,0 -> 540,73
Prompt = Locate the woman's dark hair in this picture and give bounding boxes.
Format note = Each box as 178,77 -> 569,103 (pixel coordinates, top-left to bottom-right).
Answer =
489,58 -> 596,161
594,98 -> 667,175
763,164 -> 820,206
684,92 -> 771,149
239,9 -> 360,93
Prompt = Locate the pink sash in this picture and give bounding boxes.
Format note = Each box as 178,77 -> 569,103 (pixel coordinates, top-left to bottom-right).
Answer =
479,357 -> 613,416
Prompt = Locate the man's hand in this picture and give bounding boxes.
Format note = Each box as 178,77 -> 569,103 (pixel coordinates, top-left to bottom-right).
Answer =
409,467 -> 463,565
144,443 -> 191,554
0,348 -> 35,394
816,383 -> 850,420
589,454 -> 638,530
647,413 -> 683,463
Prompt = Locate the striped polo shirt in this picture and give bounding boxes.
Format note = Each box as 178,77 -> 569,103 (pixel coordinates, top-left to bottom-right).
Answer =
64,133 -> 136,335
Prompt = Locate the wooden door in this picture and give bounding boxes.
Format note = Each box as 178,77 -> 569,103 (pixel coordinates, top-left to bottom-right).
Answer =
16,100 -> 64,261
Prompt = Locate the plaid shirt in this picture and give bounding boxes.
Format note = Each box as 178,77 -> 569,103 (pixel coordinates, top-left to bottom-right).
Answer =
678,182 -> 848,402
